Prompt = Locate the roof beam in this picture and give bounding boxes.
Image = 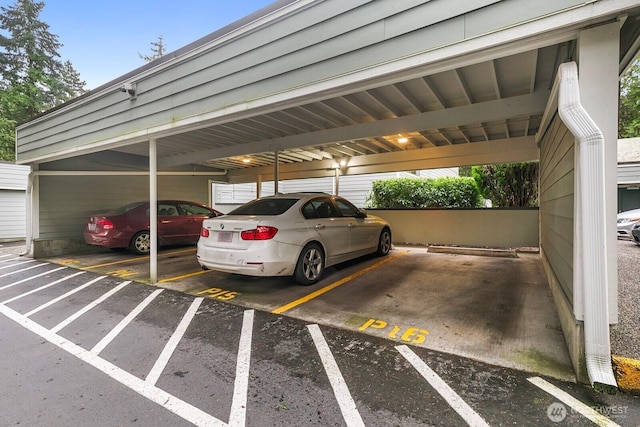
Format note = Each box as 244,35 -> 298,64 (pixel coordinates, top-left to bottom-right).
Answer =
226,136 -> 538,183
159,90 -> 548,168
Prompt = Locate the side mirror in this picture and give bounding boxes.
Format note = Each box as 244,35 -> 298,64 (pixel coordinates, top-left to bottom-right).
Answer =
356,209 -> 367,218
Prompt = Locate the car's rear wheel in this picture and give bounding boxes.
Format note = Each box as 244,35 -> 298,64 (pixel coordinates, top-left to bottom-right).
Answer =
376,228 -> 391,256
294,243 -> 324,285
130,231 -> 151,255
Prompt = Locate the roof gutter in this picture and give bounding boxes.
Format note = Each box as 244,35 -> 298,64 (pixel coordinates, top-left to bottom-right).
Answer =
557,61 -> 617,393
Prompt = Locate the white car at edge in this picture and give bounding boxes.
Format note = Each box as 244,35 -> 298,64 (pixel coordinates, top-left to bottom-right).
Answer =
617,208 -> 640,241
197,193 -> 392,285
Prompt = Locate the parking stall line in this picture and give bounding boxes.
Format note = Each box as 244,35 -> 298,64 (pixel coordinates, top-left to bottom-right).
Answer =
307,323 -> 365,427
0,266 -> 67,291
83,248 -> 196,270
145,297 -> 204,386
0,303 -> 227,427
50,280 -> 132,334
272,250 -> 409,315
1,271 -> 86,305
396,345 -> 490,427
90,288 -> 164,356
0,262 -> 52,278
158,268 -> 213,283
228,309 -> 255,427
527,377 -> 621,427
0,258 -> 36,270
24,275 -> 107,317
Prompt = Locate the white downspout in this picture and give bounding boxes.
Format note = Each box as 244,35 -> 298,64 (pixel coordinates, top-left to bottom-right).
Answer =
20,170 -> 34,257
557,61 -> 617,393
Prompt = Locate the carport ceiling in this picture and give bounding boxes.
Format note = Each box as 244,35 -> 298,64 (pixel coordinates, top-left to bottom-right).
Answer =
100,42 -> 567,181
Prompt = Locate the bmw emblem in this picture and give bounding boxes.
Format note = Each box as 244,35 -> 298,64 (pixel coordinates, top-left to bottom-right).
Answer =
220,224 -> 224,229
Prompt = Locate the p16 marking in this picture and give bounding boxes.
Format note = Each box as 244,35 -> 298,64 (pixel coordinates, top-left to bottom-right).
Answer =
197,287 -> 239,301
359,318 -> 428,344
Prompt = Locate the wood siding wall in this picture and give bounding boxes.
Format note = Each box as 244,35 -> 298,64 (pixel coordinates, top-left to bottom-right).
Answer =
539,116 -> 574,304
37,175 -> 211,239
16,0 -> 584,162
0,163 -> 29,240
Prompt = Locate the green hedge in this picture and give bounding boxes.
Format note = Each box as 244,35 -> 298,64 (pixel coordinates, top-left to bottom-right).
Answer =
364,177 -> 483,208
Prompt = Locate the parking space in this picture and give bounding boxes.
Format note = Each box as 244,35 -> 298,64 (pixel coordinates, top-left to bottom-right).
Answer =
44,244 -> 574,382
1,251 -> 637,426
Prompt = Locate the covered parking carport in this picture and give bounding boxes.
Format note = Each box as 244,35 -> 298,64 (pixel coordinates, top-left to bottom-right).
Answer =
15,0 -> 640,390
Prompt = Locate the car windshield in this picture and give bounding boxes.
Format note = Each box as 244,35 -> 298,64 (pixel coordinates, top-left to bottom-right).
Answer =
228,198 -> 298,216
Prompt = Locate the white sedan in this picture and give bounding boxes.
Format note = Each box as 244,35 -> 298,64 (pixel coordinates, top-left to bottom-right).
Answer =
197,193 -> 392,285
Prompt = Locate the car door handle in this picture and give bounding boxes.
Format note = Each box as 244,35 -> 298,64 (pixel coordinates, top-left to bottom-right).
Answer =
160,220 -> 170,224
314,224 -> 325,230
348,223 -> 354,228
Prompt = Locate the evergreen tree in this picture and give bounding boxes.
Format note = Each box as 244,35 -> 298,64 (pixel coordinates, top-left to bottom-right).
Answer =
472,162 -> 539,207
139,35 -> 166,63
0,0 -> 86,161
619,59 -> 640,138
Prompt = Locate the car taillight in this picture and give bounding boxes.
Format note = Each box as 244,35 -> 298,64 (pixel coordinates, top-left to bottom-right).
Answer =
201,228 -> 210,238
98,218 -> 114,230
241,226 -> 278,240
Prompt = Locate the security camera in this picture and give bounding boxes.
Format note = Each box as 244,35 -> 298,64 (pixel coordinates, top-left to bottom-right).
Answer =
120,83 -> 136,97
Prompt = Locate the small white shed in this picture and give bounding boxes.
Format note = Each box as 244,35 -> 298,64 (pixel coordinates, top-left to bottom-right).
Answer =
0,162 -> 29,241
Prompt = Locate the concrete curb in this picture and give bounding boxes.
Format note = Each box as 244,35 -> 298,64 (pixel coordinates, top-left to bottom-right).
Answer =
612,355 -> 640,394
427,245 -> 518,258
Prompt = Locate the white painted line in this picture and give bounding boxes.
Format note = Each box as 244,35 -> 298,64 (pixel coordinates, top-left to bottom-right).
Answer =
307,323 -> 365,427
50,280 -> 131,334
0,266 -> 67,291
396,345 -> 489,427
146,297 -> 204,386
0,257 -> 33,266
1,271 -> 86,305
0,303 -> 226,427
0,262 -> 50,278
90,288 -> 163,355
228,309 -> 255,427
527,376 -> 622,427
24,276 -> 106,317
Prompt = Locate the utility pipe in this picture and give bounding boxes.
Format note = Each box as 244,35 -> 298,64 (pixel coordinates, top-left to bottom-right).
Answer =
557,61 -> 617,393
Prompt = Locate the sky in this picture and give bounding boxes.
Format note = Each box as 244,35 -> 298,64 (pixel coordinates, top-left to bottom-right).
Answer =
0,0 -> 276,89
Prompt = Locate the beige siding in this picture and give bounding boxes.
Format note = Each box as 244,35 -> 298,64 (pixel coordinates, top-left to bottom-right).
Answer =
539,116 -> 574,303
37,175 -> 211,239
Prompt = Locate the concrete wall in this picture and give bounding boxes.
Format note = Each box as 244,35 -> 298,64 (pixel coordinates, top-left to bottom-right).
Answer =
370,208 -> 539,248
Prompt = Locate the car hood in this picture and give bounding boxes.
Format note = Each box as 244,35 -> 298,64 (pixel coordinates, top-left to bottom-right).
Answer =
617,208 -> 640,220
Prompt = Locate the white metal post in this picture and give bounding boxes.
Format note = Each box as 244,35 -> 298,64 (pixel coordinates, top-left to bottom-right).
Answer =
273,151 -> 279,195
149,139 -> 158,284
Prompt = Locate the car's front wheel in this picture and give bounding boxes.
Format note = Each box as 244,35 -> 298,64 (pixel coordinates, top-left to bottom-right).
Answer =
130,231 -> 151,255
376,228 -> 392,256
294,243 -> 324,285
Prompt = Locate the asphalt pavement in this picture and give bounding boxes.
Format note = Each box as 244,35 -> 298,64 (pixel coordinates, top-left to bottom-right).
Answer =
611,239 -> 640,360
1,239 -> 640,427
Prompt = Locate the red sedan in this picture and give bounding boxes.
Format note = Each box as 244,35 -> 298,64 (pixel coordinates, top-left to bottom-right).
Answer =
84,200 -> 223,254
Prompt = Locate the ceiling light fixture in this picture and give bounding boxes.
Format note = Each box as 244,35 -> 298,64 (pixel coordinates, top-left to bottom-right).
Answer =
398,137 -> 408,143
